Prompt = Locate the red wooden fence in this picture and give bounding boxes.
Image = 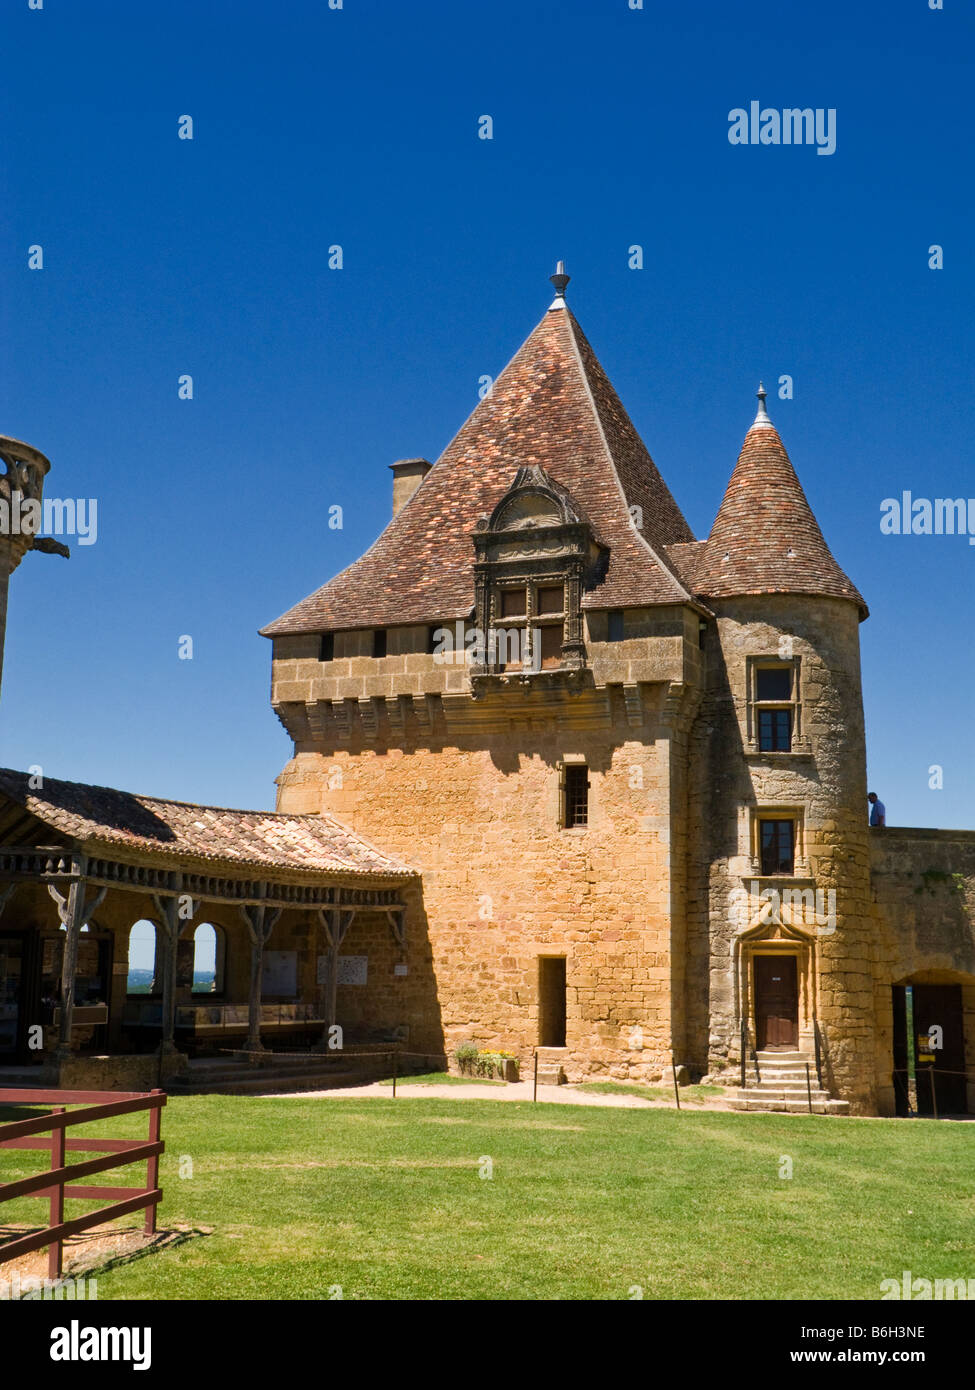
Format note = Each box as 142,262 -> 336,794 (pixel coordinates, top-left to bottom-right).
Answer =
0,1088 -> 165,1280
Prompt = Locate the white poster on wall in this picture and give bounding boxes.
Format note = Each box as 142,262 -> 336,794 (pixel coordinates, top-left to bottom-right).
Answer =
337,955 -> 368,986
261,950 -> 298,997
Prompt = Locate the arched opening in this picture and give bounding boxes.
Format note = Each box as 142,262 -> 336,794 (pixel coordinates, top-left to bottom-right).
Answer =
127,919 -> 159,995
191,923 -> 225,995
891,973 -> 973,1116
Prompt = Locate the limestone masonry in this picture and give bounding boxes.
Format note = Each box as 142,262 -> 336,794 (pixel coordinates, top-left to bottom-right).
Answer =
2,270 -> 972,1115
260,271 -> 975,1117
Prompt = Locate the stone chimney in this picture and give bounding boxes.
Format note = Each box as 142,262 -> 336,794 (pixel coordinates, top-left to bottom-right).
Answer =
389,458 -> 432,518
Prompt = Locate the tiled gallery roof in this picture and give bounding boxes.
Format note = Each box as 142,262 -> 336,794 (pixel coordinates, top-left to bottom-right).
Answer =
673,409 -> 867,616
261,300 -> 697,635
0,769 -> 416,880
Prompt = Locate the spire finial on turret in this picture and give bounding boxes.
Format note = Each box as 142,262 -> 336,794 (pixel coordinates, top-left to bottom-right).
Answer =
752,381 -> 773,429
549,259 -> 570,309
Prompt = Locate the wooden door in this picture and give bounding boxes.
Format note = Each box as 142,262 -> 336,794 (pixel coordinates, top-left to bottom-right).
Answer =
754,956 -> 798,1050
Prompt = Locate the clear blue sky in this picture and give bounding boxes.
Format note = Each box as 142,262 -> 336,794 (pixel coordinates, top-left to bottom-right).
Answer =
1,0 -> 972,829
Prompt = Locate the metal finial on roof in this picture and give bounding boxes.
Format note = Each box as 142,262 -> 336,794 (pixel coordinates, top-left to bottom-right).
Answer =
549,260 -> 570,308
753,381 -> 773,429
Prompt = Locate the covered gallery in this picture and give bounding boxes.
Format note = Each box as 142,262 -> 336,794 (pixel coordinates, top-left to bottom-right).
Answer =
0,769 -> 422,1084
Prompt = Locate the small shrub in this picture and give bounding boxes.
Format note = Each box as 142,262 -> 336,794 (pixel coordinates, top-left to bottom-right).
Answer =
453,1041 -> 479,1075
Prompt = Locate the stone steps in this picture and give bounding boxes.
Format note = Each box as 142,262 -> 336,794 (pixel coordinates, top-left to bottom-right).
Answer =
168,1066 -> 371,1095
167,1053 -> 397,1095
728,1095 -> 850,1115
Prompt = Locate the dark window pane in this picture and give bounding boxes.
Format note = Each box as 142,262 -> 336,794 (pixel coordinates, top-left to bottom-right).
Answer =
565,764 -> 589,827
319,633 -> 334,663
538,625 -> 562,669
501,589 -> 527,618
607,610 -> 624,642
760,820 -> 795,875
373,629 -> 387,659
494,628 -> 523,669
537,586 -> 564,615
756,666 -> 792,701
758,708 -> 792,751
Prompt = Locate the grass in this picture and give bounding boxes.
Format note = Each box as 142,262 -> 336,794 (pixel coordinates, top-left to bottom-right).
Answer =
1,1095 -> 973,1300
378,1071 -> 505,1087
573,1081 -> 725,1104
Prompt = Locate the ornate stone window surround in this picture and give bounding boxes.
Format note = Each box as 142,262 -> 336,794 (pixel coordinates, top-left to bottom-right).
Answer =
470,465 -> 605,678
745,804 -> 810,878
744,654 -> 812,757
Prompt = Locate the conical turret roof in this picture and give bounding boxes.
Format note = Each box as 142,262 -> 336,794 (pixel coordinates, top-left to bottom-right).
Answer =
262,291 -> 697,636
675,391 -> 867,616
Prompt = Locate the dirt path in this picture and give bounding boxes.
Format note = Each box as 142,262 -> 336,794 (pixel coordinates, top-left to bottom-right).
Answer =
257,1079 -> 735,1110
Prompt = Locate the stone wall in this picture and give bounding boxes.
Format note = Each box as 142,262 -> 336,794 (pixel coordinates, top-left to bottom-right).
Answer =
276,676 -> 700,1082
869,828 -> 975,1115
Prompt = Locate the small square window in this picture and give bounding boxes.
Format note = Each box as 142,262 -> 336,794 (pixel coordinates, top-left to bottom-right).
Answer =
501,589 -> 527,619
760,819 -> 795,875
607,610 -> 624,642
319,633 -> 334,663
373,629 -> 387,659
756,667 -> 792,701
537,586 -> 564,615
564,764 -> 589,827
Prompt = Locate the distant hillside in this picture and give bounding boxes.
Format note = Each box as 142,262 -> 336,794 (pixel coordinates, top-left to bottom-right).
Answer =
126,969 -> 215,994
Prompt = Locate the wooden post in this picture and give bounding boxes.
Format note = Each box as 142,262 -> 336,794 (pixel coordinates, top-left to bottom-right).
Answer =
672,1063 -> 681,1110
150,891 -> 182,1056
533,1049 -> 538,1103
929,1065 -> 938,1121
805,1062 -> 814,1113
246,927 -> 265,1055
50,872 -> 105,1057
392,1047 -> 398,1098
314,907 -> 353,1050
55,880 -> 84,1053
241,897 -> 282,1057
145,1092 -> 162,1234
48,1107 -> 65,1281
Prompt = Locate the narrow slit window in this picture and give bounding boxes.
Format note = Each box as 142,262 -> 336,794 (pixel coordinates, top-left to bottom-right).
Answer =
373,629 -> 387,659
564,764 -> 589,828
319,633 -> 334,663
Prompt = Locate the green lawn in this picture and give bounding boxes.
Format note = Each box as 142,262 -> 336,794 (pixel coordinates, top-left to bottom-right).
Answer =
1,1096 -> 972,1300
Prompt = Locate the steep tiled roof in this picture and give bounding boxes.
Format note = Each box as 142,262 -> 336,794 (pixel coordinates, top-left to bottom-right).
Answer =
0,769 -> 416,879
671,414 -> 867,617
261,301 -> 696,636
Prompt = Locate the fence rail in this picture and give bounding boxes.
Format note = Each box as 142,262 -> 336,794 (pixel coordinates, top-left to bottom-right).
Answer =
0,1088 -> 165,1279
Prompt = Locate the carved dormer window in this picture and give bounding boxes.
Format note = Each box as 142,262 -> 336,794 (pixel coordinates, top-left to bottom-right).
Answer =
470,465 -> 606,677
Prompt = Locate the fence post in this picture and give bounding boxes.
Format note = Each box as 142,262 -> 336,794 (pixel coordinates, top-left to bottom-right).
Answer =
805,1063 -> 813,1113
533,1049 -> 538,1103
929,1065 -> 938,1121
392,1047 -> 398,1098
671,1063 -> 681,1110
145,1091 -> 163,1235
48,1107 -> 65,1281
